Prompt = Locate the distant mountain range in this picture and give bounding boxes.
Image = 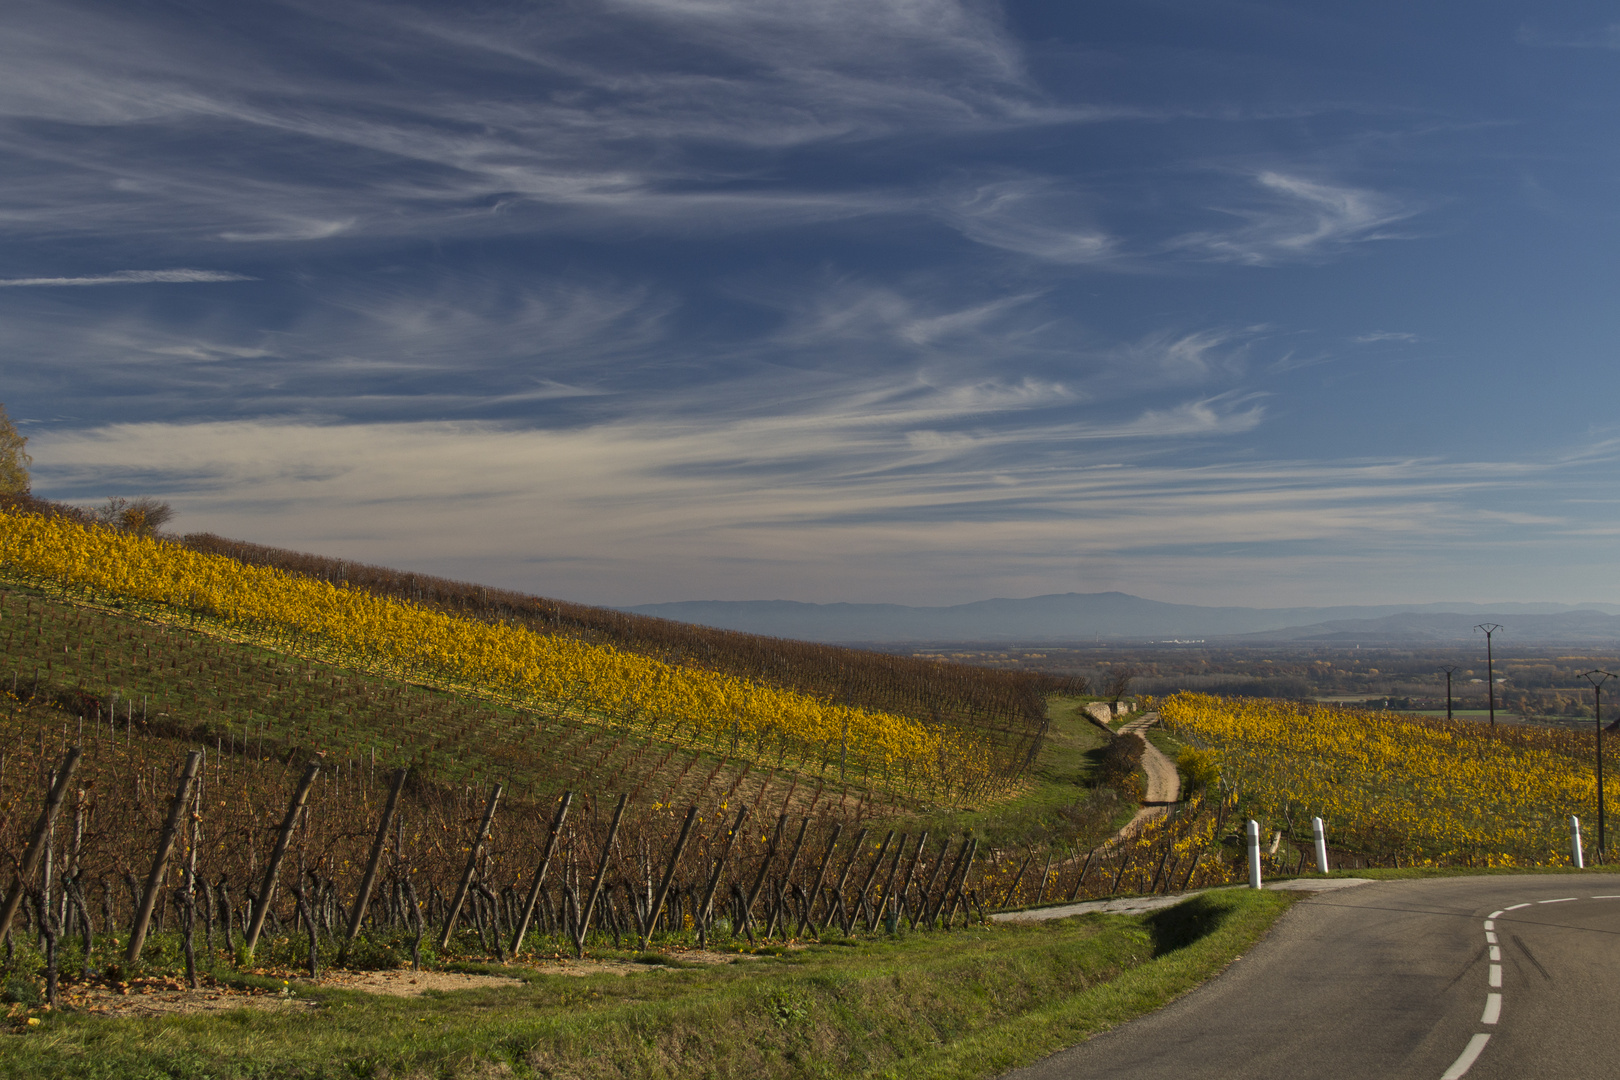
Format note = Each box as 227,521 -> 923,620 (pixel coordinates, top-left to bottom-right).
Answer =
622,593 -> 1620,645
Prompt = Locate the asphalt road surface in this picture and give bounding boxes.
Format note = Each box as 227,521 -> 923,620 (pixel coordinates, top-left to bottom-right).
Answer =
1001,874 -> 1620,1080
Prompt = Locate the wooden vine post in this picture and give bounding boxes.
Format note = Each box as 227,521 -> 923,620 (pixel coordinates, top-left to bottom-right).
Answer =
572,793 -> 628,958
872,832 -> 908,928
244,762 -> 321,959
910,835 -> 952,929
797,821 -> 842,937
696,804 -> 749,947
639,804 -> 697,950
510,791 -> 574,955
1067,848 -> 1097,902
438,783 -> 504,951
888,830 -> 927,926
924,836 -> 971,926
852,830 -> 894,928
821,825 -> 869,928
740,814 -> 786,936
343,768 -> 408,948
0,747 -> 81,944
765,817 -> 811,938
127,751 -> 203,965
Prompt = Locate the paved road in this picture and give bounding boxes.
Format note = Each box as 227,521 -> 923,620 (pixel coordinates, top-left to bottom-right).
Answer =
1002,875 -> 1620,1080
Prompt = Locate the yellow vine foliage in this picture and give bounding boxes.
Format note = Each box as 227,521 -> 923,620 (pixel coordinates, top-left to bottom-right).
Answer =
0,510 -> 997,800
1160,691 -> 1595,866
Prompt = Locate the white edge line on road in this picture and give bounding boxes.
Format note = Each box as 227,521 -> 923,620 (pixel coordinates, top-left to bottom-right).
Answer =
1481,994 -> 1501,1025
1485,931 -> 1497,944
1441,1034 -> 1491,1080
1488,946 -> 1500,961
1539,897 -> 1577,904
1482,920 -> 1494,931
1489,910 -> 1504,918
1592,894 -> 1620,899
1504,903 -> 1530,910
1488,964 -> 1502,988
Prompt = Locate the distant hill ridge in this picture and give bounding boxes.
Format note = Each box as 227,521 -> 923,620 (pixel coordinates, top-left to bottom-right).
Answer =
623,593 -> 1620,645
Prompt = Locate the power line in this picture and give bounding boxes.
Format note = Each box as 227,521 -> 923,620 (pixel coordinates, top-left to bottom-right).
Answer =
1474,624 -> 1502,727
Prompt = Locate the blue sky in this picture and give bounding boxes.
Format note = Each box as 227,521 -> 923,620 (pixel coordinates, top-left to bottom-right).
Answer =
4,0 -> 1620,607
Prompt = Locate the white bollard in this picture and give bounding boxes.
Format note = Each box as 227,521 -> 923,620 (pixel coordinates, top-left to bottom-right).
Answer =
1571,815 -> 1585,869
1312,816 -> 1330,874
1247,819 -> 1263,889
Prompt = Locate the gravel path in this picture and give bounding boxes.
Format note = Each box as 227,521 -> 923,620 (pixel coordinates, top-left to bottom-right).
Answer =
1114,712 -> 1180,839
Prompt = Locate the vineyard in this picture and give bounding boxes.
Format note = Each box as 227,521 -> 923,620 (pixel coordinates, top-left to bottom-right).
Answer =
1160,692 -> 1605,866
0,501 -> 1268,1014
0,685 -> 1239,1004
178,530 -> 1074,738
0,504 -> 1068,809
0,589 -> 865,820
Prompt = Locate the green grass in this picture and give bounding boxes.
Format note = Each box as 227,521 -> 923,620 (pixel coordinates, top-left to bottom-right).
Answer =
878,697 -> 1137,849
0,890 -> 1296,1080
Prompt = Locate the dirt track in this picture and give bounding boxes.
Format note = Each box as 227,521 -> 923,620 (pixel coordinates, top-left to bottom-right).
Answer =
1114,712 -> 1180,840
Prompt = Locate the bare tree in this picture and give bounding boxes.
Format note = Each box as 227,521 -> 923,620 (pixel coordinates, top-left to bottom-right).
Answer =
93,496 -> 176,536
0,404 -> 30,495
1104,665 -> 1139,706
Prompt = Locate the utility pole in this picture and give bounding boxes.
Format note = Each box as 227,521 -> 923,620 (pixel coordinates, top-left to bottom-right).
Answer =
1475,624 -> 1502,727
1582,670 -> 1615,863
1441,667 -> 1457,721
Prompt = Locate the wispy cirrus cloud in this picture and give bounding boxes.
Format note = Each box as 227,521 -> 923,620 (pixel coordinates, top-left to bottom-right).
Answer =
5,0 -> 1578,609
940,178 -> 1116,264
30,414 -> 1603,605
1169,171 -> 1420,266
0,269 -> 253,287
0,0 -> 1420,267
1515,21 -> 1620,50
0,0 -> 1065,247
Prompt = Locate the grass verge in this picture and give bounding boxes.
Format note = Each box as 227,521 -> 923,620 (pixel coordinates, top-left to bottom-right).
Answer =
0,890 -> 1295,1080
883,696 -> 1135,848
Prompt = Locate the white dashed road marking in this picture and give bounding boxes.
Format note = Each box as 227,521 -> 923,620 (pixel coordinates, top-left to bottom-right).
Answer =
1445,893 -> 1620,1077
1441,1034 -> 1491,1080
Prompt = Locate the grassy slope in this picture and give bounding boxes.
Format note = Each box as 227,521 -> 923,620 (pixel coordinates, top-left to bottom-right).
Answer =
0,890 -> 1297,1080
878,696 -> 1136,850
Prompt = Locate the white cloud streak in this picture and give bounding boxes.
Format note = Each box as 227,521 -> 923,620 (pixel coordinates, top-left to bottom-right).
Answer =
1169,171 -> 1419,266
0,269 -> 254,287
0,1 -> 1420,269
30,404 -> 1588,605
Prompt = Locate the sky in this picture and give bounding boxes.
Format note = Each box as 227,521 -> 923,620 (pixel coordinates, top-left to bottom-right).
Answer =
4,0 -> 1620,608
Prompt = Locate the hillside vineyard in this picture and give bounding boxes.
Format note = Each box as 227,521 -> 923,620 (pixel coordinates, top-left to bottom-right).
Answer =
0,505 -> 1070,805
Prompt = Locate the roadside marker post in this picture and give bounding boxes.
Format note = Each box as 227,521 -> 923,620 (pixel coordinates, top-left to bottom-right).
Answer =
1571,815 -> 1585,869
1247,819 -> 1262,889
1312,816 -> 1330,874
